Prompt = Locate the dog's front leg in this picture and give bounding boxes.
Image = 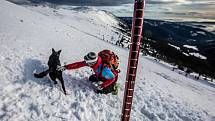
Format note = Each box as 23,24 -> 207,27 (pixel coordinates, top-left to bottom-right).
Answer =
58,76 -> 67,95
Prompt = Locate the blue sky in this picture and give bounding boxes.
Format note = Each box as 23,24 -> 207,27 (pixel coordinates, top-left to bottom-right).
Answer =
8,0 -> 215,22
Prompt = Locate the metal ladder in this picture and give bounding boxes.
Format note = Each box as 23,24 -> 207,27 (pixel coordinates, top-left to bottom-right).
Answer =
121,0 -> 145,121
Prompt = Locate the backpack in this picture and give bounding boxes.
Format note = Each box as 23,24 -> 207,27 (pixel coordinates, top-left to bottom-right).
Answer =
98,50 -> 120,95
98,50 -> 120,71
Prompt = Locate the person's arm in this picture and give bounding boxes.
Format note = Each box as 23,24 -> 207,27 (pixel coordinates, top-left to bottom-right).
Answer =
100,67 -> 116,89
65,61 -> 87,70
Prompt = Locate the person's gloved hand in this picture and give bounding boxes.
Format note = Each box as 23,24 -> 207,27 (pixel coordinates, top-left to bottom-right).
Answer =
56,65 -> 66,71
96,85 -> 103,91
95,85 -> 104,94
92,81 -> 103,87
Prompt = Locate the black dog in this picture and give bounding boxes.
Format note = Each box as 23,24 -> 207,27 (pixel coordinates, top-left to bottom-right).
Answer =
34,48 -> 67,95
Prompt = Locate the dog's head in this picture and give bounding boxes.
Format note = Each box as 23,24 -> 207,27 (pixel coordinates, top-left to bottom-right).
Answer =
51,48 -> 61,57
48,48 -> 62,67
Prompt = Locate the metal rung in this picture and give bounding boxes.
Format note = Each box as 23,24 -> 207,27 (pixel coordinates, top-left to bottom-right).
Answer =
133,42 -> 141,45
124,115 -> 130,117
134,34 -> 142,37
126,80 -> 135,82
129,42 -> 140,45
135,18 -> 143,20
129,74 -> 135,76
125,109 -> 130,111
132,51 -> 138,53
136,9 -> 143,11
128,89 -> 134,91
126,102 -> 132,104
134,26 -> 142,29
130,66 -> 137,69
127,95 -> 132,98
131,59 -> 138,61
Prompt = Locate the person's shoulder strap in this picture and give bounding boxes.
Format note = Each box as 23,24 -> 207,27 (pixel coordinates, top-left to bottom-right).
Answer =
98,63 -> 105,78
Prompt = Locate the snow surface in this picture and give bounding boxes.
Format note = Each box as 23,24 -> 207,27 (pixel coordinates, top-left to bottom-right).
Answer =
196,31 -> 206,36
190,31 -> 198,37
183,45 -> 198,51
189,53 -> 207,60
168,43 -> 180,50
182,52 -> 189,56
0,1 -> 215,121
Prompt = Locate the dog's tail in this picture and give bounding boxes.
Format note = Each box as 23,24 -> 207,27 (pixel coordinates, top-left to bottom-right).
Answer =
34,69 -> 49,78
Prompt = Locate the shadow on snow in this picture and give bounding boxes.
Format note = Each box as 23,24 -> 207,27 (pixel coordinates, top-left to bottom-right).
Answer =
21,58 -> 94,93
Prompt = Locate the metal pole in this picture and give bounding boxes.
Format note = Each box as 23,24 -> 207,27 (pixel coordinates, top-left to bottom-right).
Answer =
121,0 -> 145,121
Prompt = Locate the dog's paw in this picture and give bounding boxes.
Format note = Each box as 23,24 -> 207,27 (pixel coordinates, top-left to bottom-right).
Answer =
65,93 -> 70,96
33,69 -> 37,74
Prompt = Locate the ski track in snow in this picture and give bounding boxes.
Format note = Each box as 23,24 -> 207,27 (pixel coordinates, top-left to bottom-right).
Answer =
0,1 -> 215,121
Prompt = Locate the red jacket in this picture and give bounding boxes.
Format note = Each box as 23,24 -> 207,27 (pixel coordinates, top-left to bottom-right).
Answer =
65,56 -> 117,89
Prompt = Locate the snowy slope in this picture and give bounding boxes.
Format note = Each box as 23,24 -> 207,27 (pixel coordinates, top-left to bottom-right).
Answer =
0,1 -> 215,121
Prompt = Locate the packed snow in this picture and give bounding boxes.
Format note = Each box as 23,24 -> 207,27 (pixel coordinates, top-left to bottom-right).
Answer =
0,1 -> 215,121
187,39 -> 196,42
196,31 -> 206,36
190,31 -> 198,37
168,43 -> 180,50
206,40 -> 214,42
189,53 -> 207,60
182,52 -> 189,56
183,45 -> 198,51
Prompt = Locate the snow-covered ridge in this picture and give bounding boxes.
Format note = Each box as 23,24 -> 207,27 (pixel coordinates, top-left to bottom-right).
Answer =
62,6 -> 120,26
0,1 -> 215,121
24,4 -> 122,45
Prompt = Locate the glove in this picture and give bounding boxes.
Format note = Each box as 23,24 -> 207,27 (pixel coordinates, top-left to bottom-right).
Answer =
96,85 -> 103,91
56,65 -> 66,71
93,81 -> 103,87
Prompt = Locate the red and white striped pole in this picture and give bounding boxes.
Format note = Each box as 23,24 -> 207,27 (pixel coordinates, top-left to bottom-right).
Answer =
121,0 -> 145,121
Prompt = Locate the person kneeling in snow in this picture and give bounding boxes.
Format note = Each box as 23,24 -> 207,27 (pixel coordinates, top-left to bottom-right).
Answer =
57,50 -> 120,94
